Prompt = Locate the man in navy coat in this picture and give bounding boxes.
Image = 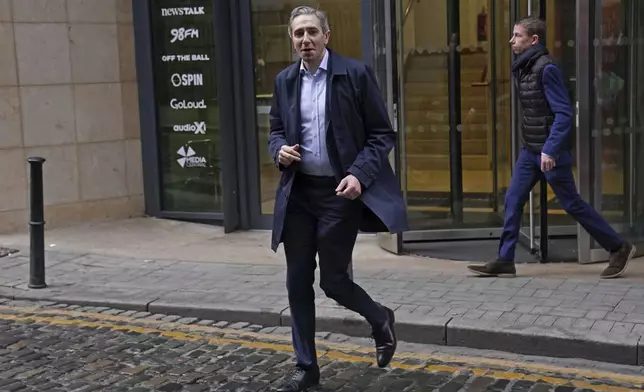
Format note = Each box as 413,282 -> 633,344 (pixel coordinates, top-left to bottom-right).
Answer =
268,5 -> 408,392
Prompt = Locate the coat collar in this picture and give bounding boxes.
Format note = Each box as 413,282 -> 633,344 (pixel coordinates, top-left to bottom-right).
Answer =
286,48 -> 348,82
511,44 -> 549,73
299,48 -> 329,74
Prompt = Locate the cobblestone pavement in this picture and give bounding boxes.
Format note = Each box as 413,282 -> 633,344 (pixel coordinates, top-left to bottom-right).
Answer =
1,250 -> 644,365
0,300 -> 642,392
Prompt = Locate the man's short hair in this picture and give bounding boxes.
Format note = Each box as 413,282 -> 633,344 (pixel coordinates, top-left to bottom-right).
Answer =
515,16 -> 546,41
287,5 -> 330,37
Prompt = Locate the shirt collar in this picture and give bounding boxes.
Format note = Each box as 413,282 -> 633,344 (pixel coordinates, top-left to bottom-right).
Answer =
300,48 -> 328,75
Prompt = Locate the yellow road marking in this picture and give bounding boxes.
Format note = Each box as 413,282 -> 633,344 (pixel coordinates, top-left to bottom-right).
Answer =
0,305 -> 642,390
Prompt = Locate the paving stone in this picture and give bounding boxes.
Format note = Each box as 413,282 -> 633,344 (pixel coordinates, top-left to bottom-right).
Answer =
102,309 -> 126,316
177,317 -> 198,324
228,321 -> 249,329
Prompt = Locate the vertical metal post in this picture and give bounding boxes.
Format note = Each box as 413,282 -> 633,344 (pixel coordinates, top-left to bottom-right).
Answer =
510,0 -> 518,167
529,189 -> 535,251
526,0 -> 537,249
490,0 -> 499,212
627,1 -> 636,229
539,178 -> 549,262
447,0 -> 464,223
576,0 -> 594,262
27,157 -> 46,289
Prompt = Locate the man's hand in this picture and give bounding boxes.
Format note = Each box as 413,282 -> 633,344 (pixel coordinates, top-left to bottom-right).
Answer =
541,153 -> 556,172
278,144 -> 301,167
336,174 -> 362,200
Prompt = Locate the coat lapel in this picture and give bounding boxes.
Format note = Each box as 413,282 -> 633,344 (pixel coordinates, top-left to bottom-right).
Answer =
285,63 -> 302,146
325,50 -> 349,180
325,49 -> 348,119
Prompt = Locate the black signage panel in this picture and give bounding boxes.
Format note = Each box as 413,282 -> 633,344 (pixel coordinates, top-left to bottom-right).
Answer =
150,0 -> 222,212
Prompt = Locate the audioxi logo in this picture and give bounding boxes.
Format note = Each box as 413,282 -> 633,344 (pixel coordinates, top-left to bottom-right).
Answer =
173,122 -> 206,135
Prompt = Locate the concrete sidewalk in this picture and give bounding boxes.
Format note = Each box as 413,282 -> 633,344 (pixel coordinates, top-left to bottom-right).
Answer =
1,218 -> 644,366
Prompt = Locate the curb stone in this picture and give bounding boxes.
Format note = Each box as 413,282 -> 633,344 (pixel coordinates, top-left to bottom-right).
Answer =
1,291 -> 642,366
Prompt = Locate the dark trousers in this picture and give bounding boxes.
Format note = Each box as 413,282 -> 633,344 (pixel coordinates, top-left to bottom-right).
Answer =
499,148 -> 624,261
283,173 -> 386,371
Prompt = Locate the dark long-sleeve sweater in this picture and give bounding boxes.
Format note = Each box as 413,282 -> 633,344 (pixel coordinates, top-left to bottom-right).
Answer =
541,64 -> 574,158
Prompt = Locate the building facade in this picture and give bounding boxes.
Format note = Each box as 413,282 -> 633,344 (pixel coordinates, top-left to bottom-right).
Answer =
0,0 -> 143,233
1,0 -> 642,263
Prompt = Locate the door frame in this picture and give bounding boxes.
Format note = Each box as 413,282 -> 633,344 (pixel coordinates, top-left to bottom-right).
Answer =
513,0 -> 582,260
446,0 -> 465,223
576,0 -> 595,262
374,0 -> 404,254
379,0 -> 587,259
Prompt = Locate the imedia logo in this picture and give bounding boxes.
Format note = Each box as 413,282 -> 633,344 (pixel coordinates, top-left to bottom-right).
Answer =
177,145 -> 207,168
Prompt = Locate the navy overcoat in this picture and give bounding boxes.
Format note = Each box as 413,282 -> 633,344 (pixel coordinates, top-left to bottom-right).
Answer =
268,50 -> 408,251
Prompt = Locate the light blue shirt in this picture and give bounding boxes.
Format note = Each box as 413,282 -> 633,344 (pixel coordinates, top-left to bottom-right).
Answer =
298,49 -> 334,176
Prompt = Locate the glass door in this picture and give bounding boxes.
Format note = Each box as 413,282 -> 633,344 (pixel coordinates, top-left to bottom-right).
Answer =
398,0 -> 513,242
246,0 -> 364,229
374,0 -> 404,254
514,0 -> 580,262
585,0 -> 644,262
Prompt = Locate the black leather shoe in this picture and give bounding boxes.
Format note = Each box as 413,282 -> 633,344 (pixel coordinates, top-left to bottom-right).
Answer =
372,306 -> 397,368
274,368 -> 320,392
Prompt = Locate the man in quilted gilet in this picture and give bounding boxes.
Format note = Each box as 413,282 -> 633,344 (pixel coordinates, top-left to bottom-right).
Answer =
468,16 -> 636,278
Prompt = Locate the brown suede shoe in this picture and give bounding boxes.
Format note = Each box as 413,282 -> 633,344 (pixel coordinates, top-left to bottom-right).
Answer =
467,260 -> 516,277
600,242 -> 636,279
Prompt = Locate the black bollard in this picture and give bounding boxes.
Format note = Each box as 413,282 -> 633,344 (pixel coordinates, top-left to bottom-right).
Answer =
27,157 -> 47,289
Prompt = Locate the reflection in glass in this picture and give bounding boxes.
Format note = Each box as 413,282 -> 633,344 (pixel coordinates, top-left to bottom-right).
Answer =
250,0 -> 362,215
494,0 -> 513,217
592,0 -> 644,244
401,0 -> 513,230
531,0 -> 578,228
150,0 -> 222,212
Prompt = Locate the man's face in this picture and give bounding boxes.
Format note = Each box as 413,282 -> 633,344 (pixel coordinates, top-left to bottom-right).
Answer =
510,24 -> 538,54
290,14 -> 330,65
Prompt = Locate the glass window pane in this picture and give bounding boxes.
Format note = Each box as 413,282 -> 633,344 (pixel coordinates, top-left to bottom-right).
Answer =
250,0 -> 362,215
541,0 -> 577,227
458,0 -> 496,227
400,0 -> 450,230
149,0 -> 222,212
592,0 -> 644,245
495,0 -> 513,216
